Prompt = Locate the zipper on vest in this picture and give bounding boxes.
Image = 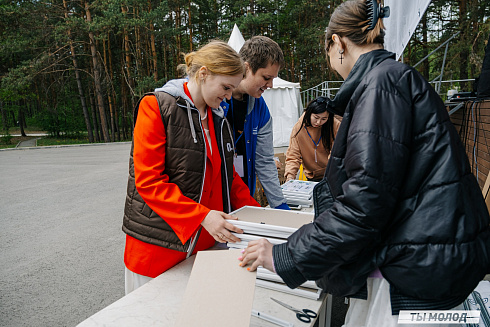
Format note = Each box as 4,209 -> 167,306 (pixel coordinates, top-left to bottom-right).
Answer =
221,119 -> 233,212
183,99 -> 206,257
186,101 -> 198,144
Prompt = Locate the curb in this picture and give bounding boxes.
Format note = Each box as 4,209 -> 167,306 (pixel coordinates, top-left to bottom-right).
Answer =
1,141 -> 131,151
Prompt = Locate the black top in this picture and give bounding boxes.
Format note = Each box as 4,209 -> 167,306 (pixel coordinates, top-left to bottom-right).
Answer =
226,98 -> 249,186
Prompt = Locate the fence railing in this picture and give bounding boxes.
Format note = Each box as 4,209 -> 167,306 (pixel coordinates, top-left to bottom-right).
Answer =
300,32 -> 473,107
300,81 -> 343,107
300,77 -> 475,108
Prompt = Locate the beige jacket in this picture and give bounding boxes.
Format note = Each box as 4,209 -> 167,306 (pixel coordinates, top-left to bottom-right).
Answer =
284,114 -> 341,181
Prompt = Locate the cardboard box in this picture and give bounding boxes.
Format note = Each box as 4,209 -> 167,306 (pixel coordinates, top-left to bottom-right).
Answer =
274,152 -> 286,185
253,153 -> 287,207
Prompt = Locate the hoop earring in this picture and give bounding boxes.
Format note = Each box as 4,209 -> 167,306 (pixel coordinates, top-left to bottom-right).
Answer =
339,49 -> 344,65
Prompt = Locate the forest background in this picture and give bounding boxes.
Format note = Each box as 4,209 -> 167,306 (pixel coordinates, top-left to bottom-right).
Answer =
1,0 -> 489,145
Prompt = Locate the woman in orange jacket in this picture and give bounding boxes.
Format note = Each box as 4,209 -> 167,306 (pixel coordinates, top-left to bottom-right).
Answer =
122,41 -> 260,294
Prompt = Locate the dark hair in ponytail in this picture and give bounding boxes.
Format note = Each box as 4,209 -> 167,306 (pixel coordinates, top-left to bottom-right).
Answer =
296,97 -> 335,151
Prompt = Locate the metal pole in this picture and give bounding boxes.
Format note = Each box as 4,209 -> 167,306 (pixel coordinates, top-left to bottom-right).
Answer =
414,31 -> 460,68
437,43 -> 449,94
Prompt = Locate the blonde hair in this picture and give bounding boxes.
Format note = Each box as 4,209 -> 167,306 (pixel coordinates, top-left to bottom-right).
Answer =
179,40 -> 244,82
325,0 -> 385,52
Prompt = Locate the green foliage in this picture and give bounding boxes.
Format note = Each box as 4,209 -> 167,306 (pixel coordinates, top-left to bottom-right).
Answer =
403,0 -> 490,96
0,62 -> 37,101
0,134 -> 13,145
0,0 -> 488,139
133,76 -> 166,97
31,105 -> 86,137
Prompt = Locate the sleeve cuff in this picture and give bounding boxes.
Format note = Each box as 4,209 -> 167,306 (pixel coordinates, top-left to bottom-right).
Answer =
272,243 -> 307,289
274,203 -> 291,210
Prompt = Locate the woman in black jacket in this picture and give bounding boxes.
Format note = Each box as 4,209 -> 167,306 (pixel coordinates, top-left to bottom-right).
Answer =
239,0 -> 490,325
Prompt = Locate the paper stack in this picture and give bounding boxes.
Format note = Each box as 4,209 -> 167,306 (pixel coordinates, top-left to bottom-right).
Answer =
281,180 -> 318,206
227,206 -> 322,300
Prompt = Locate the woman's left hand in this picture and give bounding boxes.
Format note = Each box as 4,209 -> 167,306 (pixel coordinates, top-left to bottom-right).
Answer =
239,238 -> 274,272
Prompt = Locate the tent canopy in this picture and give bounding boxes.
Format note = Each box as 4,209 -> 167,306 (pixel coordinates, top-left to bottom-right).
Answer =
228,24 -> 246,53
227,24 -> 302,147
262,78 -> 302,147
272,77 -> 300,89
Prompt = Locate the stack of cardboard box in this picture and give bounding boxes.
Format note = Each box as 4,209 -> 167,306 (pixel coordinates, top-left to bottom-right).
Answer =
227,206 -> 322,299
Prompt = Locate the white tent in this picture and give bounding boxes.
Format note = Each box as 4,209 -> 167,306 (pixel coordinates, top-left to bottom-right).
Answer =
228,24 -> 246,54
228,24 -> 302,147
262,78 -> 302,147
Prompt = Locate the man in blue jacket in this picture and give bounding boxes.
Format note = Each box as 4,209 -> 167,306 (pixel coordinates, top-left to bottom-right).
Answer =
222,36 -> 289,210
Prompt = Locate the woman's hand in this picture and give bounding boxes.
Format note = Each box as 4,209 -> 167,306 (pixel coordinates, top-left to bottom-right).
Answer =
239,238 -> 274,272
201,210 -> 243,243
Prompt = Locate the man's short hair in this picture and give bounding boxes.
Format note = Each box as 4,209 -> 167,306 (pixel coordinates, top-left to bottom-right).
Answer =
239,36 -> 285,74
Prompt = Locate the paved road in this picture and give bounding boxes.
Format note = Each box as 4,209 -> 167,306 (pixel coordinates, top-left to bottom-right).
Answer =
0,142 -> 351,327
0,143 -> 131,326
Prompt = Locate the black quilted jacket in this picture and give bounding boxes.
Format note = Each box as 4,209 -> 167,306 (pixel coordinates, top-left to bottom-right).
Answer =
273,49 -> 490,314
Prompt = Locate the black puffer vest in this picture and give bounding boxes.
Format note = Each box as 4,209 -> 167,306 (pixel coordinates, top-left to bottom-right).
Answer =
122,92 -> 235,252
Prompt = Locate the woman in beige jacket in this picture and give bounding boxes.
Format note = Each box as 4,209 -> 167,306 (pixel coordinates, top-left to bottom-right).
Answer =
284,97 -> 340,182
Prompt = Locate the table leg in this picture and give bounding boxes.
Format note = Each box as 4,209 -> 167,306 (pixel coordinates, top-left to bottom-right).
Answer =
317,293 -> 332,327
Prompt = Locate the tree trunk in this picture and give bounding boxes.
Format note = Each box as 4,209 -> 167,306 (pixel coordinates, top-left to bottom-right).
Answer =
188,0 -> 193,52
22,100 -> 27,129
71,40 -> 94,142
421,14 -> 429,79
107,36 -> 120,141
102,39 -> 116,142
1,101 -> 8,133
121,5 -> 134,137
163,35 -> 168,81
88,88 -> 100,142
213,0 -> 218,35
121,5 -> 135,109
458,0 -> 469,91
63,0 -> 93,143
115,103 -> 121,141
468,0 -> 479,79
85,0 -> 110,142
148,0 -> 158,82
10,110 -> 16,128
175,8 -> 182,76
121,61 -> 129,140
134,7 -> 142,84
18,106 -> 26,137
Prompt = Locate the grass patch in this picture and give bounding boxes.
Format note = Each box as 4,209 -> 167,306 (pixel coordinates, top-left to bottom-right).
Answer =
37,136 -> 131,146
1,128 -> 131,149
0,136 -> 36,149
37,136 -> 92,147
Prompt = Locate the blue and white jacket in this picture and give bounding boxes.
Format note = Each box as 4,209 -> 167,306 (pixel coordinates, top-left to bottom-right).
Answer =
221,95 -> 287,208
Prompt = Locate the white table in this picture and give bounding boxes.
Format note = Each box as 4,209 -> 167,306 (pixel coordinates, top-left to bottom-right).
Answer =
77,254 -> 330,327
